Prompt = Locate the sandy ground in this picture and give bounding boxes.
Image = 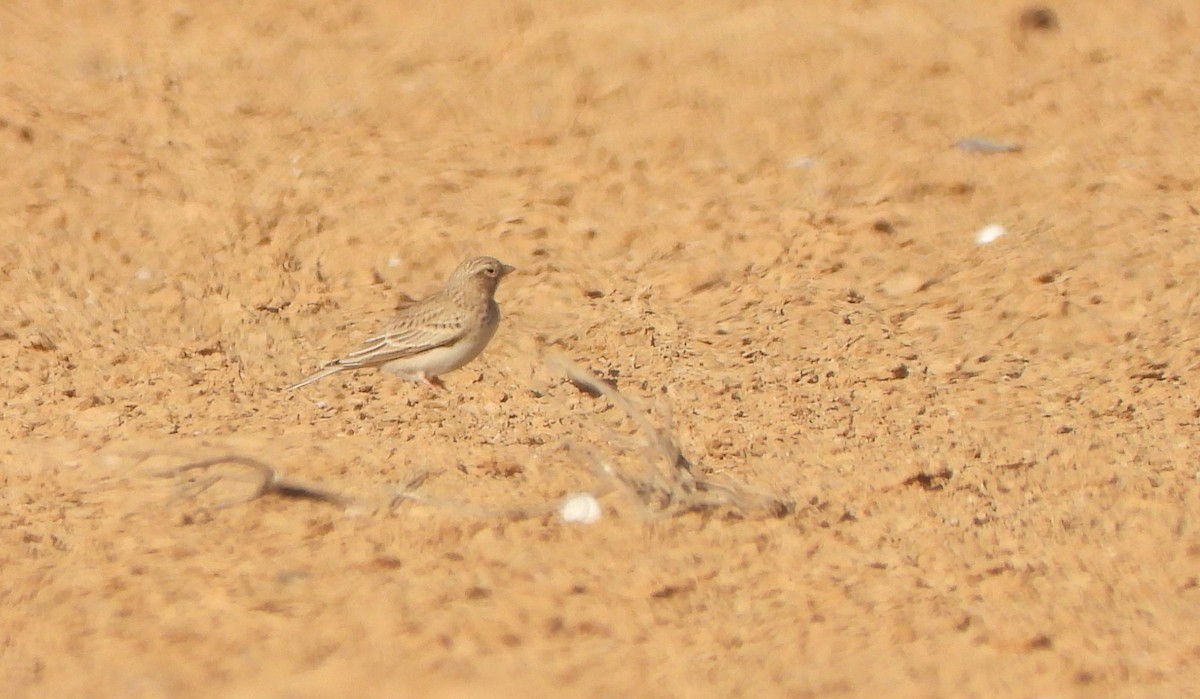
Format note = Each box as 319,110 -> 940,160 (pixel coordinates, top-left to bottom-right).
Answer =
3,0 -> 1200,696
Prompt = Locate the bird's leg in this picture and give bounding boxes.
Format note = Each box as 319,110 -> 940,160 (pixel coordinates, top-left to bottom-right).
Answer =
419,374 -> 446,390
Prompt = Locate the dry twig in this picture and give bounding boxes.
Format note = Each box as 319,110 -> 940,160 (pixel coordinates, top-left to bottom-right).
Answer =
387,467 -> 561,520
548,353 -> 793,519
158,455 -> 351,509
148,355 -> 793,522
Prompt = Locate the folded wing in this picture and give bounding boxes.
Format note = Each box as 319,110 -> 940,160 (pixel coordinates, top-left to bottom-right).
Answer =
334,312 -> 467,369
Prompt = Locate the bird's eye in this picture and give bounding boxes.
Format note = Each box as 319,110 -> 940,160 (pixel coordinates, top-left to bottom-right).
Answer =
484,266 -> 497,277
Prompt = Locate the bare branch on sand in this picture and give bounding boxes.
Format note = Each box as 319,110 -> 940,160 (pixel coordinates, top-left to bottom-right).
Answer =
548,354 -> 793,519
151,357 -> 792,521
158,455 -> 351,509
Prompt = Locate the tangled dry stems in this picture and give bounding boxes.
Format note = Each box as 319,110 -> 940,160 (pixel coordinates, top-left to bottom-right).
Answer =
156,357 -> 793,520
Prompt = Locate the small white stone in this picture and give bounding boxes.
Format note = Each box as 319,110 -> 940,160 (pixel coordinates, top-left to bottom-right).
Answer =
388,256 -> 403,268
975,224 -> 1007,246
135,267 -> 153,280
559,493 -> 602,524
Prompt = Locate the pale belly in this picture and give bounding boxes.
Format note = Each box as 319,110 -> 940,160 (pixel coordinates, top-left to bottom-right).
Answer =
382,305 -> 500,380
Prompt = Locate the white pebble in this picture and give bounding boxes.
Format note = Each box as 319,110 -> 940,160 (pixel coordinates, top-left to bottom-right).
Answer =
135,267 -> 153,280
974,224 -> 1007,246
388,256 -> 403,268
559,493 -> 602,524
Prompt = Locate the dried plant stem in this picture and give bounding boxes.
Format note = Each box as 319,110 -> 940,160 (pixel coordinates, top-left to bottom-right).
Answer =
158,455 -> 350,508
547,353 -> 793,519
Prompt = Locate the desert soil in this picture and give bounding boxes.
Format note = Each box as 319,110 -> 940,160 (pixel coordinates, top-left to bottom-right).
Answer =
3,1 -> 1200,697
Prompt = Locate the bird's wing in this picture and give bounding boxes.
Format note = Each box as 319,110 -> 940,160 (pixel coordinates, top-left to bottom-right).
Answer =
333,310 -> 468,369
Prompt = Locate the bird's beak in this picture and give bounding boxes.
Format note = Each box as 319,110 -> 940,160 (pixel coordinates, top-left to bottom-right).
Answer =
500,264 -> 516,277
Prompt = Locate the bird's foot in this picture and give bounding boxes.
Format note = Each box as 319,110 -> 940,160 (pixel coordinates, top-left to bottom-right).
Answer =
421,375 -> 447,390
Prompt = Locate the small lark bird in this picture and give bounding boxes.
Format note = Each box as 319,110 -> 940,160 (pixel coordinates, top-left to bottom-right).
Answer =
287,256 -> 515,391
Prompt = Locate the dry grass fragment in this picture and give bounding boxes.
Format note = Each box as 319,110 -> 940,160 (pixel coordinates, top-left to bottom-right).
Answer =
158,455 -> 351,509
387,468 -> 560,520
548,354 -> 793,519
150,359 -> 792,521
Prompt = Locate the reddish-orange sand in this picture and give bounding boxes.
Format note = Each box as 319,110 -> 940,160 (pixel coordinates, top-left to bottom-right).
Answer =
3,1 -> 1200,697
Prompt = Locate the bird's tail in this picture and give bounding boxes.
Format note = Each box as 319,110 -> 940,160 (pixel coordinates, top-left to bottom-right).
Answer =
285,364 -> 344,391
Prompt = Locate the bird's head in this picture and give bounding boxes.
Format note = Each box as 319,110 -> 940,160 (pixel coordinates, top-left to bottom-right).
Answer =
450,255 -> 515,299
